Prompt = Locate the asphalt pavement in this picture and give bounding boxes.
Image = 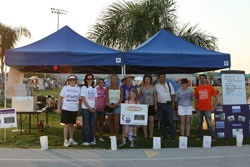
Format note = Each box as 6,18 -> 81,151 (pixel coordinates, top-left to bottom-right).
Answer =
1,145 -> 250,167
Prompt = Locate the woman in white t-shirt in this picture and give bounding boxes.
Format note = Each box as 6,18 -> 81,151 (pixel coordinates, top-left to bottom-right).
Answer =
81,74 -> 98,146
57,75 -> 80,147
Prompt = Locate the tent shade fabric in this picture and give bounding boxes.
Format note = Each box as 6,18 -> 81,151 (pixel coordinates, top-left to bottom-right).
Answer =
10,65 -> 122,74
125,29 -> 230,74
6,26 -> 123,74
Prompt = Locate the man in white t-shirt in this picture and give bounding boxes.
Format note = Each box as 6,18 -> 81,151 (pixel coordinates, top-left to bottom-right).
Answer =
155,74 -> 176,141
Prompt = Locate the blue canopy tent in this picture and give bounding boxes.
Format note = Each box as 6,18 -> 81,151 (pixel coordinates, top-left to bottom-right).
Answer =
5,26 -> 123,74
124,29 -> 231,74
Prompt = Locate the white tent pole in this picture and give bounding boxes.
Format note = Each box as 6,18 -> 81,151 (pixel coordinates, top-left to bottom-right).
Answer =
4,65 -> 7,141
123,65 -> 126,76
121,66 -> 124,76
4,65 -> 6,108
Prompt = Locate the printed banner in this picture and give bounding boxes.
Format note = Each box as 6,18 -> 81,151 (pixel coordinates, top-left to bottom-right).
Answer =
0,108 -> 17,129
120,103 -> 148,125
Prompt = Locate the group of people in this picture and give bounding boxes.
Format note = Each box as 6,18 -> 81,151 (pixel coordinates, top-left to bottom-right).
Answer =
57,73 -> 218,147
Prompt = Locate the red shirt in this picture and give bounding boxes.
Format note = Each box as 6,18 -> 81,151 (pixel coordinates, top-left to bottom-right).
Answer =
194,84 -> 217,111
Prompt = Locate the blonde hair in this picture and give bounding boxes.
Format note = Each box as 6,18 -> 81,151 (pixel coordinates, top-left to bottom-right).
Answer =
127,89 -> 139,103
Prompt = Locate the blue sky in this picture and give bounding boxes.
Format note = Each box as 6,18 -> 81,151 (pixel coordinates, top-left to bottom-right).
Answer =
1,0 -> 249,73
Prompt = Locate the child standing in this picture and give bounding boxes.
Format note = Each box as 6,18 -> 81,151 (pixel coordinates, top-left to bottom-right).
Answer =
94,79 -> 106,142
119,89 -> 140,147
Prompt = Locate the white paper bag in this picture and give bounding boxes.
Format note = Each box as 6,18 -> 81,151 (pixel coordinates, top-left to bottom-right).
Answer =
179,136 -> 187,149
236,134 -> 243,147
109,136 -> 117,150
153,137 -> 161,149
40,136 -> 48,150
203,136 -> 211,148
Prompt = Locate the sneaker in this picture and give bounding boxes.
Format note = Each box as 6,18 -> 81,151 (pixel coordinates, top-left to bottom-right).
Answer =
196,138 -> 201,141
119,137 -> 127,147
64,140 -> 70,147
171,138 -> 176,142
99,138 -> 105,142
93,137 -> 96,143
69,138 -> 78,145
82,142 -> 90,146
90,141 -> 96,145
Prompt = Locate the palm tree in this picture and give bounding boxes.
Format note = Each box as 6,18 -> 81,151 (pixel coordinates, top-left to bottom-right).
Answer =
0,23 -> 31,103
88,0 -> 177,51
176,23 -> 218,51
88,0 -> 218,51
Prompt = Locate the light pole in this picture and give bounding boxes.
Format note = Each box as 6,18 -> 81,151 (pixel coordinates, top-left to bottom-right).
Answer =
50,8 -> 68,30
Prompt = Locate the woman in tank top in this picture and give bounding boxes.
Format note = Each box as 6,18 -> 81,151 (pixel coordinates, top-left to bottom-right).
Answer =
139,75 -> 157,139
105,74 -> 123,139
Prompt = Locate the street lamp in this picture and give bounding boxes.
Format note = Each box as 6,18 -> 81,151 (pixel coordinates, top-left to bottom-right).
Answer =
50,8 -> 68,30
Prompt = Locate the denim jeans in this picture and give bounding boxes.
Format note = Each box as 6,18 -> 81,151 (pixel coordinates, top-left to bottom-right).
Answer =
197,110 -> 215,139
81,108 -> 96,143
158,103 -> 176,140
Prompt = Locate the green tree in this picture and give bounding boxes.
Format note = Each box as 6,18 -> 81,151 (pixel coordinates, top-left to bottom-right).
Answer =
88,0 -> 218,51
0,23 -> 31,103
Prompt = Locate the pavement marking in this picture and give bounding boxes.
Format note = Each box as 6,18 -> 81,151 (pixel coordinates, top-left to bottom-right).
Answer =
144,150 -> 160,158
1,154 -> 250,162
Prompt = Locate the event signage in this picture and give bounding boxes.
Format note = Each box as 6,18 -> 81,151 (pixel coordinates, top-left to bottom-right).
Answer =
214,105 -> 250,138
221,70 -> 247,105
0,108 -> 17,129
120,103 -> 148,125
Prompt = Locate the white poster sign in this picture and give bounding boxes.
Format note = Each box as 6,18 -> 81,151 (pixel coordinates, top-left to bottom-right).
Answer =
0,108 -> 17,129
221,71 -> 247,105
120,103 -> 148,125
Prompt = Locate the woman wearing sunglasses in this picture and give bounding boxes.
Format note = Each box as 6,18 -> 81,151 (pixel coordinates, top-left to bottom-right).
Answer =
81,74 -> 98,146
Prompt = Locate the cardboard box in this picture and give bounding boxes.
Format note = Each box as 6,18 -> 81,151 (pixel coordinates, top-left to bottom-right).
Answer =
12,96 -> 37,112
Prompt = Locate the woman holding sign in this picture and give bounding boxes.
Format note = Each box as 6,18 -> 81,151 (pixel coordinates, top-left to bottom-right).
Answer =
57,75 -> 80,147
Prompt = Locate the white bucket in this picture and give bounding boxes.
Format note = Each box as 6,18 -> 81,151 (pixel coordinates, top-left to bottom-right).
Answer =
109,136 -> 117,150
179,136 -> 187,149
236,134 -> 243,147
203,136 -> 211,148
40,136 -> 48,150
153,137 -> 161,149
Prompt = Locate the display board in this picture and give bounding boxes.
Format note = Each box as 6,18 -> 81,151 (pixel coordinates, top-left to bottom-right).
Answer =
214,105 -> 250,138
221,70 -> 247,105
0,108 -> 17,129
120,103 -> 148,125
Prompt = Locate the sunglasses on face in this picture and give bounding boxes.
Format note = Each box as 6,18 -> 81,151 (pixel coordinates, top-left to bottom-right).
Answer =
87,78 -> 94,81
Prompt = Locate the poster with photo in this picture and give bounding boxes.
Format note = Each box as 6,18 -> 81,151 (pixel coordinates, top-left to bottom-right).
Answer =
120,104 -> 148,125
215,104 -> 250,138
0,108 -> 17,129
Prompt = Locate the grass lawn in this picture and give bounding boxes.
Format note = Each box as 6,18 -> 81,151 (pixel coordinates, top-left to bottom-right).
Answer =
0,86 -> 250,149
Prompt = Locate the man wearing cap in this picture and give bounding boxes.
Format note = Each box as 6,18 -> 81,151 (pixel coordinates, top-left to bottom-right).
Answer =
155,74 -> 176,141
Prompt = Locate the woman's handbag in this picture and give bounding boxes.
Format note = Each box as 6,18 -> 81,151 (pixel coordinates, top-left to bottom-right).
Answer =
105,104 -> 114,113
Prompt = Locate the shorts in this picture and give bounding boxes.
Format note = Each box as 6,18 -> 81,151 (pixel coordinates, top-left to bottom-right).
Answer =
96,110 -> 105,117
148,105 -> 155,116
106,106 -> 121,115
61,109 -> 78,124
178,106 -> 193,116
